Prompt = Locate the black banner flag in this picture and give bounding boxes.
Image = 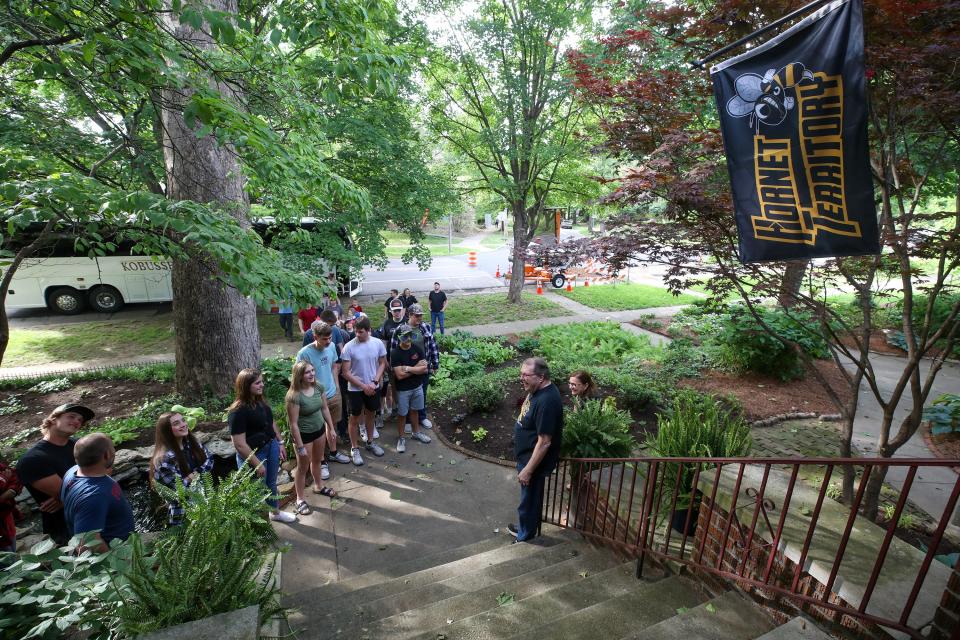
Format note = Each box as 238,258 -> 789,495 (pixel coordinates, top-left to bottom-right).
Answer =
711,0 -> 879,263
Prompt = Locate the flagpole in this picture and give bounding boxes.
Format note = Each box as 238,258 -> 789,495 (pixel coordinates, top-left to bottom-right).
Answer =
691,0 -> 833,68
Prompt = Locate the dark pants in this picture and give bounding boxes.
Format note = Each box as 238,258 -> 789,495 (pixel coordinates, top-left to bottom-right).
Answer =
515,459 -> 550,541
279,313 -> 293,339
418,373 -> 430,421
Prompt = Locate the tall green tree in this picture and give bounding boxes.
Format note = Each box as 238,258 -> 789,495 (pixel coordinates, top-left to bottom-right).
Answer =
425,0 -> 595,302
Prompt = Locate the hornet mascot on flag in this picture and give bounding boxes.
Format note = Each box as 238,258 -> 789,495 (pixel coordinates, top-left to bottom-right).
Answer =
726,62 -> 815,131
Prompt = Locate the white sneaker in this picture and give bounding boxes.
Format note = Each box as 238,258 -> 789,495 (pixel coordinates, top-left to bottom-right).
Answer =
270,511 -> 297,523
321,462 -> 330,480
397,437 -> 406,453
373,427 -> 380,440
412,431 -> 432,444
328,451 -> 351,464
365,442 -> 385,457
404,423 -> 413,435
421,418 -> 433,429
351,447 -> 364,466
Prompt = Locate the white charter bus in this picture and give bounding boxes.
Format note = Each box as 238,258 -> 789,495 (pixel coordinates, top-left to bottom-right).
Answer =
4,220 -> 362,314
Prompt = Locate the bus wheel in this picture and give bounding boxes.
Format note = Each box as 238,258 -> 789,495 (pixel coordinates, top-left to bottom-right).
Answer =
47,287 -> 86,315
89,286 -> 124,313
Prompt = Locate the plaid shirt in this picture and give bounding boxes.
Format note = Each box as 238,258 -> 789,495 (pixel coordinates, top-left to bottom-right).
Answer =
390,322 -> 439,371
153,440 -> 214,525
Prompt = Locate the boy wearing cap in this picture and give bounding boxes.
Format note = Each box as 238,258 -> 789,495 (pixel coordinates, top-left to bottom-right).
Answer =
390,325 -> 432,453
16,402 -> 96,545
390,303 -> 439,430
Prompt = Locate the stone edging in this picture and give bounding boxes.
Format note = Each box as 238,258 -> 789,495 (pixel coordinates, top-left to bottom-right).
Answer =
432,423 -> 516,469
749,412 -> 843,428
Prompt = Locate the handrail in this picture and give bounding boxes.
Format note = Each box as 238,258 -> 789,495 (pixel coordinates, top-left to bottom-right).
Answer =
542,455 -> 960,640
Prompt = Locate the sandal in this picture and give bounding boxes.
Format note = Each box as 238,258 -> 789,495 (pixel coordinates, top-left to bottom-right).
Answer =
295,500 -> 312,515
312,486 -> 337,497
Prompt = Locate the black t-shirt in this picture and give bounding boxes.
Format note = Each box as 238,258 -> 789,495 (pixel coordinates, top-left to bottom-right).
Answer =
399,294 -> 417,308
228,403 -> 276,451
428,290 -> 448,312
16,438 -> 76,543
514,383 -> 564,472
391,345 -> 426,391
380,317 -> 404,345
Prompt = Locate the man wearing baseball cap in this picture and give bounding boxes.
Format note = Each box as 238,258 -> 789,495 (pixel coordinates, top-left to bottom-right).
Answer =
389,303 -> 439,431
16,402 -> 96,545
390,325 -> 432,452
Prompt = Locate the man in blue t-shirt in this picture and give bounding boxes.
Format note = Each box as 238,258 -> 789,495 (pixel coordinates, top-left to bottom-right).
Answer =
61,433 -> 134,552
509,357 -> 564,544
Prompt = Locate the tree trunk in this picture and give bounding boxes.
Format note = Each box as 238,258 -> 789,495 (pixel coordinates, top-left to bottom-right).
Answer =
507,200 -> 527,303
161,0 -> 260,399
777,259 -> 809,308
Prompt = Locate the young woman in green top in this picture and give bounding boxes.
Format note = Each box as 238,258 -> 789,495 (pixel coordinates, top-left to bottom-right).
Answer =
286,360 -> 337,515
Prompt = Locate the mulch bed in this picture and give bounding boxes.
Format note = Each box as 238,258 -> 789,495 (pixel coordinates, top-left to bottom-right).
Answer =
922,422 -> 960,474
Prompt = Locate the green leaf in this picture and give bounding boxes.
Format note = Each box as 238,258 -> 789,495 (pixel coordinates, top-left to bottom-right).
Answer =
705,603 -> 717,613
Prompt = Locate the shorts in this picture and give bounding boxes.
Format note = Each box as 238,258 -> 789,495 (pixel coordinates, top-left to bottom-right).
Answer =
326,390 -> 342,424
348,389 -> 380,416
396,386 -> 425,417
301,427 -> 325,444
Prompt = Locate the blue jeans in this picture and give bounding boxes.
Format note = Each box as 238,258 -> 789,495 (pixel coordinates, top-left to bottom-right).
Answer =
278,313 -> 293,339
418,374 -> 430,422
431,311 -> 445,335
236,439 -> 280,510
515,459 -> 550,542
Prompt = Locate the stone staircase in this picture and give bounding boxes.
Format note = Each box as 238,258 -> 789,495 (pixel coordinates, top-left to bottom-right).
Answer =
279,529 -> 833,640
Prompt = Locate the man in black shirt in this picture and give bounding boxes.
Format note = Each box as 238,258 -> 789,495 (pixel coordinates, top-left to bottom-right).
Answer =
16,402 -> 96,545
383,289 -> 400,319
509,358 -> 563,543
390,325 -> 432,453
428,281 -> 448,336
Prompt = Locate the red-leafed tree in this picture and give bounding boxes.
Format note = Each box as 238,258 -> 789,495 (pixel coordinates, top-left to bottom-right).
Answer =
565,0 -> 960,519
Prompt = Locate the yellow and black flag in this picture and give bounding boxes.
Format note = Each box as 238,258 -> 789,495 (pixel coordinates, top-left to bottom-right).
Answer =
711,0 -> 879,263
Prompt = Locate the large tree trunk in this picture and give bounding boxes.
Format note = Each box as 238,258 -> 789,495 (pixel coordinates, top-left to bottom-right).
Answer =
778,259 -> 809,308
507,200 -> 527,303
161,0 -> 260,399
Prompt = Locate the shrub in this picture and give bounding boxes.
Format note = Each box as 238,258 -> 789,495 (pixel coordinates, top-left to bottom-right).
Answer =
516,335 -> 540,353
471,427 -> 489,442
923,393 -> 960,435
698,306 -> 829,381
590,367 -> 670,412
647,390 -> 752,506
260,354 -> 295,391
27,377 -> 72,394
895,292 -> 960,338
464,377 -> 504,413
537,322 -> 661,373
438,330 -> 515,366
561,398 -> 636,459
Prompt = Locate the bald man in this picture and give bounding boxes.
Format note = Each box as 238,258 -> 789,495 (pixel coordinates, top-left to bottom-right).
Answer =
60,433 -> 134,552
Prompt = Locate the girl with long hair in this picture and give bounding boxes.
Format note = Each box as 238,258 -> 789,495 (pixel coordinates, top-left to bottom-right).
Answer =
286,360 -> 337,515
568,370 -> 597,409
228,368 -> 295,523
150,411 -> 214,525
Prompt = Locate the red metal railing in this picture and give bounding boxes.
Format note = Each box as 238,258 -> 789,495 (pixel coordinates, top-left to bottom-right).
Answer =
541,456 -> 960,639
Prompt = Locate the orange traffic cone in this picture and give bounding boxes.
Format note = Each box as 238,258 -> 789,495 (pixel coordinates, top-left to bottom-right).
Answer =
536,278 -> 543,295
566,280 -> 572,292
584,279 -> 590,287
495,264 -> 500,278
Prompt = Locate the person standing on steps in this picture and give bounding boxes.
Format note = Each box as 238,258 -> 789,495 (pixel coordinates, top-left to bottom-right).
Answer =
389,303 -> 439,433
61,432 -> 134,552
297,321 -> 351,476
228,368 -> 296,524
428,281 -> 448,336
278,297 -> 295,342
509,357 -> 563,544
285,360 -> 338,516
297,302 -> 320,338
16,403 -> 96,545
390,325 -> 432,453
341,316 -> 387,465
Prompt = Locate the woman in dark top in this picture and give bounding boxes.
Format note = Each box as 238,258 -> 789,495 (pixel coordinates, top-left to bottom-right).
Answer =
568,370 -> 598,409
228,369 -> 296,523
150,411 -> 214,525
399,288 -> 418,309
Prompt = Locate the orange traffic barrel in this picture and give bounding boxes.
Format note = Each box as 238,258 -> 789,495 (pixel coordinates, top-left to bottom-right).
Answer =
468,251 -> 478,267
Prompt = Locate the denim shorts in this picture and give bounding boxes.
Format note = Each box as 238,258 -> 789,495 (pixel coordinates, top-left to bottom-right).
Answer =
396,386 -> 425,417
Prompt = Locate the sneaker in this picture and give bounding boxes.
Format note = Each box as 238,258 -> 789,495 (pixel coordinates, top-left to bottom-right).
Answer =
365,442 -> 385,457
507,523 -> 519,538
374,413 -> 384,431
373,427 -> 380,440
404,423 -> 413,435
328,451 -> 351,464
421,418 -> 433,430
270,511 -> 297,523
321,462 -> 330,480
397,437 -> 406,453
411,431 -> 432,444
359,426 -> 368,443
351,447 -> 364,466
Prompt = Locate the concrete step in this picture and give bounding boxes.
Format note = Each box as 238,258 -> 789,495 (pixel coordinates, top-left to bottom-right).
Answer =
623,589 -> 777,640
297,539 -> 605,632
401,561 -> 652,640
505,575 -> 705,640
284,534 -> 513,602
327,543 -> 625,639
754,616 -> 833,640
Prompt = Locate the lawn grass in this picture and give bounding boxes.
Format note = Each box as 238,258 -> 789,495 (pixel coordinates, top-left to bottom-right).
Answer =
557,282 -> 698,311
443,291 -> 573,327
384,245 -> 472,258
4,313 -> 294,367
381,231 -> 453,245
480,233 -> 508,248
